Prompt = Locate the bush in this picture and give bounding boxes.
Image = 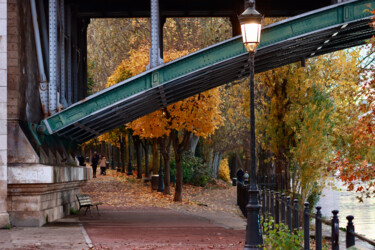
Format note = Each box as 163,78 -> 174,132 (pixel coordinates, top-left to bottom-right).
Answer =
262,217 -> 303,249
70,207 -> 78,215
218,158 -> 231,182
170,152 -> 211,187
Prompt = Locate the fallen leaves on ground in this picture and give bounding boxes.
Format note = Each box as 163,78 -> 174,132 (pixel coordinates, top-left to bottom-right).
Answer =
82,170 -> 243,219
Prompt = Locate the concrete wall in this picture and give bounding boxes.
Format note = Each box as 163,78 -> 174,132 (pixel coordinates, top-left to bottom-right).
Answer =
0,0 -> 10,228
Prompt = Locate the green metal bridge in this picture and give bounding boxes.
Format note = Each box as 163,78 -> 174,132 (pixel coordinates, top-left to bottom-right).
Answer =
43,0 -> 375,143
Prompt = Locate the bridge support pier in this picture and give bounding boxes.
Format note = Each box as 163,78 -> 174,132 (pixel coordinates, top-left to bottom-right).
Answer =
0,0 -> 10,228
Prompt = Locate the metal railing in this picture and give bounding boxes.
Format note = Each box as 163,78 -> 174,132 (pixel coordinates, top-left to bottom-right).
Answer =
237,183 -> 375,249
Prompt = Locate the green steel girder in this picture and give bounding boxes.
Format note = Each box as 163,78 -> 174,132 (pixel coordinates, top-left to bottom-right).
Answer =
258,0 -> 374,49
43,0 -> 375,139
44,37 -> 247,135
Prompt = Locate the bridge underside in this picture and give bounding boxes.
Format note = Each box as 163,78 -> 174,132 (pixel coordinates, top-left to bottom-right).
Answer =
43,0 -> 375,143
67,0 -> 338,18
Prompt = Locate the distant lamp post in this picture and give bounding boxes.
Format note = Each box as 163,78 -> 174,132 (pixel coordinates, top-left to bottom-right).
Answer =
239,0 -> 263,249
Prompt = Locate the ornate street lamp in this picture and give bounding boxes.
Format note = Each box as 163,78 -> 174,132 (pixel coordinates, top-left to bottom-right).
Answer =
239,1 -> 263,249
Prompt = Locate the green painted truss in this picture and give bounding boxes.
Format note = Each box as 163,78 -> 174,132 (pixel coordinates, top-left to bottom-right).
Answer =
43,0 -> 375,142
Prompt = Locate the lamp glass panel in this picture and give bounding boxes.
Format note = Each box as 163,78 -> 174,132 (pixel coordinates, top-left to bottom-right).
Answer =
241,23 -> 261,44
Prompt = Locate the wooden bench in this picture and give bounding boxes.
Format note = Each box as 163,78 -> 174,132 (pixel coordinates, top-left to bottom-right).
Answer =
76,194 -> 102,216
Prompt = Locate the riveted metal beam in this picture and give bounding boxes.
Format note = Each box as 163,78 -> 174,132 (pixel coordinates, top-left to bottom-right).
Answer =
43,0 -> 375,141
49,0 -> 58,115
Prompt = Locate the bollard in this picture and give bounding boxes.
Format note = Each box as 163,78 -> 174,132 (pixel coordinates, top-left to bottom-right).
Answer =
331,210 -> 339,250
346,215 -> 355,248
304,202 -> 310,250
287,196 -> 292,232
281,193 -> 286,223
232,178 -> 237,186
293,199 -> 299,232
275,192 -> 280,224
315,206 -> 322,250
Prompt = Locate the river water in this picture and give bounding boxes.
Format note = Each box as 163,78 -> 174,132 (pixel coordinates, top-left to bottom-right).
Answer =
317,180 -> 375,241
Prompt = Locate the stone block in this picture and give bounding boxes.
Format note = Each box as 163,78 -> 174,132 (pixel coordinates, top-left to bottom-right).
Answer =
10,196 -> 40,211
0,36 -> 6,52
0,103 -> 8,120
0,52 -> 6,69
0,150 -> 6,170
7,58 -> 18,67
0,20 -> 5,36
9,211 -> 44,227
0,86 -> 6,103
0,135 -> 6,150
0,3 -> 6,19
0,119 -> 6,135
8,165 -> 53,184
0,69 -> 6,86
7,26 -> 17,35
7,50 -> 17,58
0,212 -> 10,228
7,66 -> 18,75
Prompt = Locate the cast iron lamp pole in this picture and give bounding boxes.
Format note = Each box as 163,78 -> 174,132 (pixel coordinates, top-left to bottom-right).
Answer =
239,1 -> 263,249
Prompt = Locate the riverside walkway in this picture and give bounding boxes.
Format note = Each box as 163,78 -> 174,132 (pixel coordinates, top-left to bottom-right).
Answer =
0,206 -> 245,249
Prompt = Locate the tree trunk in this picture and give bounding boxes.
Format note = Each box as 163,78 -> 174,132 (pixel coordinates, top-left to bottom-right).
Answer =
212,151 -> 222,178
152,140 -> 158,175
159,137 -> 171,195
143,141 -> 150,178
275,146 -> 289,191
174,153 -> 183,201
171,130 -> 192,202
188,134 -> 199,154
119,135 -> 125,172
133,136 -> 142,179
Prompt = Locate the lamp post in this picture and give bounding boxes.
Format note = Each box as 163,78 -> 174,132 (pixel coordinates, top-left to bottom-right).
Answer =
239,1 -> 263,249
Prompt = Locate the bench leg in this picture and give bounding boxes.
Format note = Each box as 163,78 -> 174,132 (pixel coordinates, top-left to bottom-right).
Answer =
84,206 -> 90,215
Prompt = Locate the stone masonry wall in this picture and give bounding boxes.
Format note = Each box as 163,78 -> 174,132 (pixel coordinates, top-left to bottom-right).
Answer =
0,0 -> 10,228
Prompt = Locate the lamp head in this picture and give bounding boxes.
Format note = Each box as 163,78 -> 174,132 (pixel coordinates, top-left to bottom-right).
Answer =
239,0 -> 262,52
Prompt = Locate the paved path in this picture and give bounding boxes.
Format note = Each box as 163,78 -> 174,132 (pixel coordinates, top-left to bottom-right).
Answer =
80,206 -> 245,249
0,217 -> 89,249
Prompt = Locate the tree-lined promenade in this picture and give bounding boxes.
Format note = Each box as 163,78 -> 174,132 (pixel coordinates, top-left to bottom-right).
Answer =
80,15 -> 375,248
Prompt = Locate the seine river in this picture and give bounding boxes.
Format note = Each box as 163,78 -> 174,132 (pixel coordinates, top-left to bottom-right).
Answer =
317,180 -> 375,240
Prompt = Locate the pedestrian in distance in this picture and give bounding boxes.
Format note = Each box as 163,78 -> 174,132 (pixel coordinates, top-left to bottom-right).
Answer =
91,151 -> 99,178
76,153 -> 85,166
236,168 -> 244,183
99,154 -> 107,176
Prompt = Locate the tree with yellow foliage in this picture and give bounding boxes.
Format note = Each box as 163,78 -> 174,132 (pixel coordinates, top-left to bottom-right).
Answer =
255,49 -> 361,203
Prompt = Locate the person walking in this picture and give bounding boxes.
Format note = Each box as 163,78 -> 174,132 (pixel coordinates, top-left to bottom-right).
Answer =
91,151 -> 99,178
99,154 -> 107,175
236,168 -> 244,183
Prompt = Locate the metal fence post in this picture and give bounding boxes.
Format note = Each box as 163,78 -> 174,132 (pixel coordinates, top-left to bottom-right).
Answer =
281,193 -> 286,223
262,188 -> 266,216
316,206 -> 322,250
270,190 -> 274,219
346,215 -> 355,248
304,202 -> 310,250
293,199 -> 299,232
275,192 -> 280,224
331,210 -> 339,250
266,189 -> 270,215
237,183 -> 240,205
287,196 -> 292,232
